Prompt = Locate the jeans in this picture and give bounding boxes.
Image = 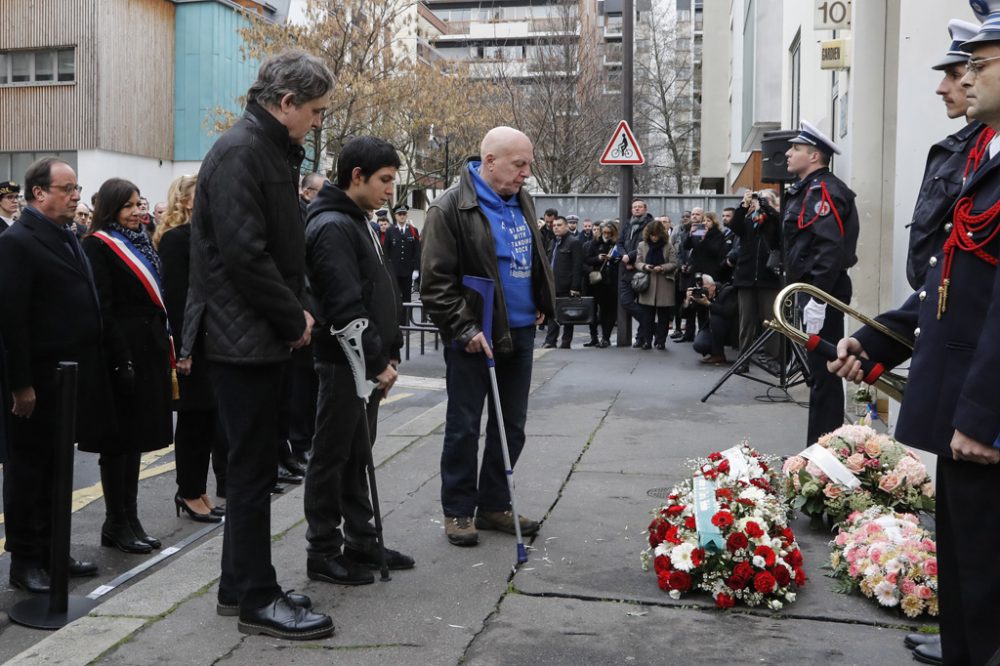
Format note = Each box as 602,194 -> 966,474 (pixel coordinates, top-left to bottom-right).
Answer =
209,361 -> 286,611
441,326 -> 534,517
304,361 -> 380,556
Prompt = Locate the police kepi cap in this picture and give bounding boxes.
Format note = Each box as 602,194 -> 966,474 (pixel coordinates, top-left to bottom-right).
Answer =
962,0 -> 1000,50
933,19 -> 979,69
393,203 -> 409,213
0,181 -> 20,196
788,120 -> 842,156
566,214 -> 580,223
375,208 -> 389,219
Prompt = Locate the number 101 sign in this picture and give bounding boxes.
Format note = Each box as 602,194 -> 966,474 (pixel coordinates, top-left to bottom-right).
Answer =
815,0 -> 851,30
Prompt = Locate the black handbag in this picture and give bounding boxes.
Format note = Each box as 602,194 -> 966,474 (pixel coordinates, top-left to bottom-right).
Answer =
555,296 -> 595,325
631,270 -> 651,294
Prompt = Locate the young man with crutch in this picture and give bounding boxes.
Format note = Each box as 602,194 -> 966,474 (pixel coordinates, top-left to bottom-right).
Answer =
420,126 -> 556,548
303,136 -> 414,584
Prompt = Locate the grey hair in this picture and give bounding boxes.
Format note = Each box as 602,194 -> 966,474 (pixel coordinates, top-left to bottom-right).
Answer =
247,50 -> 334,109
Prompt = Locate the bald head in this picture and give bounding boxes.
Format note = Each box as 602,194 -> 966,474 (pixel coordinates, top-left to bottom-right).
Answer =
478,126 -> 534,197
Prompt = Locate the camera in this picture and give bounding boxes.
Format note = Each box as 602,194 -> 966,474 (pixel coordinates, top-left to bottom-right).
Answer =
751,192 -> 759,200
691,287 -> 706,299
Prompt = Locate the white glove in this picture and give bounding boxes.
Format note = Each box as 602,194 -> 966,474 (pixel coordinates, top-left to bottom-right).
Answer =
803,298 -> 827,335
411,270 -> 419,281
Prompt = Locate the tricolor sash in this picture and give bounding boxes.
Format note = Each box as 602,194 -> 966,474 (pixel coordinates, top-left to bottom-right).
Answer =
92,230 -> 176,367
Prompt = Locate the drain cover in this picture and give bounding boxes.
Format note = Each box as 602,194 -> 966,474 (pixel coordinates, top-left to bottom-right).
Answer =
646,487 -> 672,499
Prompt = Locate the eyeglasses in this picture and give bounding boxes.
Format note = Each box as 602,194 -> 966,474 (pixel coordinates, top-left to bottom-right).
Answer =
46,184 -> 83,195
966,55 -> 1000,76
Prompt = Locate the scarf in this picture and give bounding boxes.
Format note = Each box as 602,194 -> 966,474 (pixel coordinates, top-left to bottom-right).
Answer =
109,221 -> 161,276
644,238 -> 667,266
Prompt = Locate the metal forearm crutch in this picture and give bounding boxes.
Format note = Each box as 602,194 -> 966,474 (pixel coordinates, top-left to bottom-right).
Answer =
462,276 -> 529,565
333,318 -> 391,581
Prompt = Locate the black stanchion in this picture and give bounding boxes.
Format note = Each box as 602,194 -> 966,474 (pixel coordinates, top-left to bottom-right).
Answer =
9,362 -> 97,629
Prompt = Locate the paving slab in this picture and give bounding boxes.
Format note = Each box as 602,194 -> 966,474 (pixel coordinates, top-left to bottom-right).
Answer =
463,594 -> 915,666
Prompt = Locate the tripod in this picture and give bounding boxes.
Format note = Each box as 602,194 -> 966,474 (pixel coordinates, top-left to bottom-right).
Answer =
701,184 -> 810,403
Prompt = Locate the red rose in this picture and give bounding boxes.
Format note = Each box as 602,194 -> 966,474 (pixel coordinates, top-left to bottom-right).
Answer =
736,498 -> 756,507
786,548 -> 803,568
704,468 -> 719,480
744,521 -> 765,539
715,593 -> 736,609
657,570 -> 671,591
751,478 -> 771,492
711,510 -> 734,529
754,545 -> 776,568
734,561 -> 755,580
725,574 -> 747,590
668,570 -> 692,592
772,566 -> 791,587
715,488 -> 734,501
664,525 -> 682,545
708,452 -> 723,461
781,527 -> 796,544
759,461 -> 769,472
691,548 -> 704,568
726,532 -> 749,552
753,571 -> 777,594
718,459 -> 731,474
654,555 -> 672,574
666,504 -> 685,517
684,516 -> 696,530
793,567 -> 807,586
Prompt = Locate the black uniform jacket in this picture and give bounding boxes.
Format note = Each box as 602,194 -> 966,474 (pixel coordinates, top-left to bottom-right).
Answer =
306,184 -> 403,378
854,149 -> 1000,457
548,234 -> 584,295
907,121 -> 991,291
82,234 -> 172,454
729,202 -> 781,289
0,207 -> 110,443
387,222 -> 421,277
781,167 -> 859,294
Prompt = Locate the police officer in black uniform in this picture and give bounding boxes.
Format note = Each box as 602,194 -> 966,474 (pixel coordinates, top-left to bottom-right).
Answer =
908,19 -> 994,292
829,9 -> 1000,664
781,120 -> 859,446
0,180 -> 20,233
387,203 -> 421,322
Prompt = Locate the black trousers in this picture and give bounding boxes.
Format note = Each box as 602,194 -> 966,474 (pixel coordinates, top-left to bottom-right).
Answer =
936,456 -> 1000,665
544,319 -> 574,346
693,312 -> 732,357
304,361 -> 380,556
284,347 -> 317,457
174,410 -> 226,499
803,274 -> 850,445
639,305 -> 672,346
3,378 -> 60,564
397,275 -> 412,324
209,360 -> 286,611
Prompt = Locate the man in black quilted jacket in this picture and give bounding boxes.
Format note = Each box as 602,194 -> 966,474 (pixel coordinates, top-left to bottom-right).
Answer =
181,50 -> 334,641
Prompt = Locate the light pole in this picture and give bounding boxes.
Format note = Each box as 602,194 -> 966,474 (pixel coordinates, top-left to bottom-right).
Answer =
429,124 -> 451,190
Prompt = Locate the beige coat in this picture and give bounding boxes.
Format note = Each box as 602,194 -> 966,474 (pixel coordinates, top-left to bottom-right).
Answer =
635,240 -> 678,307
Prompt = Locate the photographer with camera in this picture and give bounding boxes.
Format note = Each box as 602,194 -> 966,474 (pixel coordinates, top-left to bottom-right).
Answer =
682,274 -> 738,365
730,189 -> 782,369
677,209 -> 727,343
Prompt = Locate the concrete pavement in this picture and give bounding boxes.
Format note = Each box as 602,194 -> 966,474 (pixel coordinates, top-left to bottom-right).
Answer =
3,335 -> 932,665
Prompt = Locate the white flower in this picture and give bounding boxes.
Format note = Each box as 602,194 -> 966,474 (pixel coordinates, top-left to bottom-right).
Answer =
668,589 -> 681,600
785,592 -> 797,603
670,543 -> 696,572
739,486 -> 766,503
654,542 -> 672,558
874,580 -> 900,607
753,556 -> 767,568
769,600 -> 783,611
885,558 -> 903,575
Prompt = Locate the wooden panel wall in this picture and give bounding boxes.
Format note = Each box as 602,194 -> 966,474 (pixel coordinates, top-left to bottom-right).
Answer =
0,0 -> 99,151
97,0 -> 175,159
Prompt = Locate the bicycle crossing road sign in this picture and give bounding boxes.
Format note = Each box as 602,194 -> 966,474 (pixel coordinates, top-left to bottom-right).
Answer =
600,120 -> 645,166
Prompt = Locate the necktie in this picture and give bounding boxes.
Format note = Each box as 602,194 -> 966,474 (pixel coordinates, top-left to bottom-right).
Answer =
550,239 -> 560,268
65,227 -> 85,267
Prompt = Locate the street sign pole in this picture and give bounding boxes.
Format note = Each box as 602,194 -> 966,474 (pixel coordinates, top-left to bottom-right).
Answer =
616,0 -> 635,347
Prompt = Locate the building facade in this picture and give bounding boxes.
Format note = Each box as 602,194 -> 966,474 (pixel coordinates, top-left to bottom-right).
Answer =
0,0 -> 277,205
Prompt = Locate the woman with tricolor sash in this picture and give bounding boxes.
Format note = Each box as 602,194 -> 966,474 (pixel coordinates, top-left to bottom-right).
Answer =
82,178 -> 173,555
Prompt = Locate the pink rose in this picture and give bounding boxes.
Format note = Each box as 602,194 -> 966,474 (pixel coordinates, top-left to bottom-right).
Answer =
783,456 -> 807,475
900,579 -> 916,595
845,453 -> 866,473
923,560 -> 938,576
886,572 -> 898,585
921,482 -> 935,498
878,473 -> 903,493
805,461 -> 828,481
864,440 -> 882,457
895,457 -> 927,483
823,483 -> 844,499
916,585 -> 933,600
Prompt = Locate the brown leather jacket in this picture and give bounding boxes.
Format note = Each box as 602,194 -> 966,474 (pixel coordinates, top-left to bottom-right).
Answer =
420,158 -> 555,354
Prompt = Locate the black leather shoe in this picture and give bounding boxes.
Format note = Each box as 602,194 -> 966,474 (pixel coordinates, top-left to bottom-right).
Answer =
276,465 -> 304,485
904,633 -> 940,650
210,504 -> 226,517
632,340 -> 645,348
279,445 -> 307,477
307,554 -> 375,586
582,340 -> 598,347
559,342 -> 571,349
9,563 -> 50,593
68,557 -> 99,577
101,523 -> 153,554
654,343 -> 666,350
343,545 -> 415,571
669,331 -> 685,340
541,343 -> 556,349
237,594 -> 334,640
641,342 -> 652,350
218,590 -> 312,617
913,641 -> 943,665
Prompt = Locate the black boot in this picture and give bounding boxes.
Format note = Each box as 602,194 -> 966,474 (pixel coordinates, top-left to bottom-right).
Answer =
100,454 -> 152,555
124,452 -> 161,549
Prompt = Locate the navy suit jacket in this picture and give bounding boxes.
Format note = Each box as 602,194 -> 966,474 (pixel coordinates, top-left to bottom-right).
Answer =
855,147 -> 1000,456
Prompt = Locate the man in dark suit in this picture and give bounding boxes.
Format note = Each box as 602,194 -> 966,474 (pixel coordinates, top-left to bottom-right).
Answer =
829,15 -> 1000,665
386,203 -> 421,322
0,157 -> 102,592
543,216 -> 583,349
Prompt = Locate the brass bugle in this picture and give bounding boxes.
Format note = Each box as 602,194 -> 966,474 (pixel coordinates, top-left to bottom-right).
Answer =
763,282 -> 910,403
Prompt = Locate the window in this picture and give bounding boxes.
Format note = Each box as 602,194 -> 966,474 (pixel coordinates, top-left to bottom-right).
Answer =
0,47 -> 75,86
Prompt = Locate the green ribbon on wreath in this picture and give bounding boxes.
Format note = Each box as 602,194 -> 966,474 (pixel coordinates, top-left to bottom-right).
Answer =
693,476 -> 725,553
